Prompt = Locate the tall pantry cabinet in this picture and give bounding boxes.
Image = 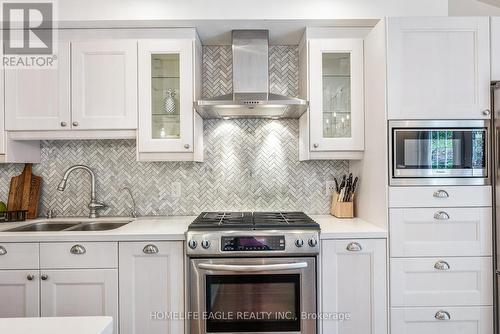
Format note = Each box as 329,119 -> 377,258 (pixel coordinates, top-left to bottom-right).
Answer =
386,17 -> 493,334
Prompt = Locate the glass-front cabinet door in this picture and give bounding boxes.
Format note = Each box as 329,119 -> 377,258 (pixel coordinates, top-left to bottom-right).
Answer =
138,40 -> 194,153
309,39 -> 364,152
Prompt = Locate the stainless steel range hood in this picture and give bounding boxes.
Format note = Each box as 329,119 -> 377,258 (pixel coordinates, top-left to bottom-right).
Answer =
194,30 -> 308,119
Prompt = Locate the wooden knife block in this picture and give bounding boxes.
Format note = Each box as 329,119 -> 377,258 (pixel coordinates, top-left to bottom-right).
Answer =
331,194 -> 354,218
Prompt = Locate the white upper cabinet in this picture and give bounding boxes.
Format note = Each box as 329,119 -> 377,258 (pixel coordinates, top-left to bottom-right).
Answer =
492,17 -> 500,81
387,17 -> 491,120
309,39 -> 364,151
321,239 -> 387,334
72,40 -> 138,130
5,41 -> 70,131
137,37 -> 203,161
299,32 -> 364,160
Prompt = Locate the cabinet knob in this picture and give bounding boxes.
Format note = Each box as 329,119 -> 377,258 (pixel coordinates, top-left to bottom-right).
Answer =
143,244 -> 159,254
0,245 -> 6,256
433,211 -> 450,220
313,143 -> 319,148
41,274 -> 48,281
434,310 -> 451,320
482,109 -> 491,117
433,190 -> 449,198
184,144 -> 190,149
70,244 -> 86,255
27,274 -> 35,281
60,121 -> 67,127
72,121 -> 79,127
434,260 -> 451,271
346,242 -> 362,252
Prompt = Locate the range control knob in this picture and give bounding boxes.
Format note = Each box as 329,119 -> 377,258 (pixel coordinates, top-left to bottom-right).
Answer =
308,238 -> 318,247
295,239 -> 304,248
201,240 -> 211,249
188,240 -> 198,249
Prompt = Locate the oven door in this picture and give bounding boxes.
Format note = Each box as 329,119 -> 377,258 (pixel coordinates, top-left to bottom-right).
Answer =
389,120 -> 490,186
190,257 -> 316,334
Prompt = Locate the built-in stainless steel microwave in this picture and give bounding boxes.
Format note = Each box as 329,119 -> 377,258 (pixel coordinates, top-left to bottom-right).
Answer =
389,120 -> 490,186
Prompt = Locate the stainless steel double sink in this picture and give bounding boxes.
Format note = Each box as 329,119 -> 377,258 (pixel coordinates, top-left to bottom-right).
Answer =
4,220 -> 131,232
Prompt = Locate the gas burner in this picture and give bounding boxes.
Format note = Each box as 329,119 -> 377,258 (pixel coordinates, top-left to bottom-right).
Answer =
186,211 -> 320,257
189,211 -> 319,231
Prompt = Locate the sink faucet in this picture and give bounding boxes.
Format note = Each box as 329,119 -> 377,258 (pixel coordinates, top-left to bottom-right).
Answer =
57,165 -> 106,219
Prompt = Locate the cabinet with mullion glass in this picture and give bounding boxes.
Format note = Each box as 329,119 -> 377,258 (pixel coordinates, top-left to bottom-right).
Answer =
137,33 -> 203,162
299,33 -> 364,160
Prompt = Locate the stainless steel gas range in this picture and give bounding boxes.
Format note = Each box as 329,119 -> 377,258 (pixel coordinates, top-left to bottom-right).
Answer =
186,212 -> 320,334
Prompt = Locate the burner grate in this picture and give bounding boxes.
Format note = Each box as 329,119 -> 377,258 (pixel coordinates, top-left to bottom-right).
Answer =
189,211 -> 319,230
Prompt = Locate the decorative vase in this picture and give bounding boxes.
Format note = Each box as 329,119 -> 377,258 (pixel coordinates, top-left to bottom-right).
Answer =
163,89 -> 176,114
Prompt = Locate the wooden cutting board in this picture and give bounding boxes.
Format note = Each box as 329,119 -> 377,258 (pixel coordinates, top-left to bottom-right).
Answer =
7,164 -> 42,219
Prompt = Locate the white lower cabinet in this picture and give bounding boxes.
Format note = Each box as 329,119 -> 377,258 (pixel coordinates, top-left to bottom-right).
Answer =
321,239 -> 387,334
40,269 -> 119,333
391,306 -> 493,334
389,207 -> 492,257
119,241 -> 184,334
391,257 -> 492,307
0,270 -> 40,317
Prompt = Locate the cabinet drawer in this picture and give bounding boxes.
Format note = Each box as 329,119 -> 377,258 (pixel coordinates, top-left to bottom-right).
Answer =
390,208 -> 492,257
391,306 -> 493,334
391,257 -> 492,307
40,242 -> 117,269
389,186 -> 491,208
0,243 -> 39,269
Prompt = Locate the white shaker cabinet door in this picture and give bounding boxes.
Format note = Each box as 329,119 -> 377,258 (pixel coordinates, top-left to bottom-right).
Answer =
389,207 -> 492,257
119,241 -> 184,334
391,257 -> 493,307
387,17 -> 490,120
391,306 -> 493,334
491,17 -> 500,81
40,269 -> 119,334
5,41 -> 71,131
71,40 -> 138,130
0,270 -> 40,317
321,239 -> 387,334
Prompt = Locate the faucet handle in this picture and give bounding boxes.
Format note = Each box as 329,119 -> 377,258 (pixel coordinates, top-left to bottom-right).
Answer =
88,201 -> 107,219
89,202 -> 106,209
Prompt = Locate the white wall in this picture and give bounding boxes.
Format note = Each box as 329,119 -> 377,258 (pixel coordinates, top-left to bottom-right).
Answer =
449,0 -> 500,15
57,0 -> 448,23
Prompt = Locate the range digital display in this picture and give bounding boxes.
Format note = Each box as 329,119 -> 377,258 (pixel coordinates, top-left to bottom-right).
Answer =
221,236 -> 285,251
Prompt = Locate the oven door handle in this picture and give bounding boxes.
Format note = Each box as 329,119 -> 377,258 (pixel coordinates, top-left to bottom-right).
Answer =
197,262 -> 308,272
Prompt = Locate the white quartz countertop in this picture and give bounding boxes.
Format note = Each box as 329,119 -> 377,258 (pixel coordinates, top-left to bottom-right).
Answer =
0,316 -> 112,334
0,215 -> 386,242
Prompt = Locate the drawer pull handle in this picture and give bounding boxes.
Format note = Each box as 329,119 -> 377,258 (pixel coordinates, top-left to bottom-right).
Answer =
41,274 -> 48,281
434,260 -> 450,270
27,274 -> 35,281
433,190 -> 449,198
143,244 -> 159,254
0,246 -> 6,256
434,211 -> 450,220
70,244 -> 86,255
346,242 -> 362,252
435,310 -> 451,320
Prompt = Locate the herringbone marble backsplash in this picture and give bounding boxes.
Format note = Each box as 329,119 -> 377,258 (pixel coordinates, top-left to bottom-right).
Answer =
0,46 -> 348,217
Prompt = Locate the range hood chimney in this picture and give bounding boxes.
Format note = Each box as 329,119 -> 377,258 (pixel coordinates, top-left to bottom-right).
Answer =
194,30 -> 308,119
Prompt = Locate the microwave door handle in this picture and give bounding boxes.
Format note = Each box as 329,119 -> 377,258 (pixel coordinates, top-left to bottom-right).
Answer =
197,262 -> 308,272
